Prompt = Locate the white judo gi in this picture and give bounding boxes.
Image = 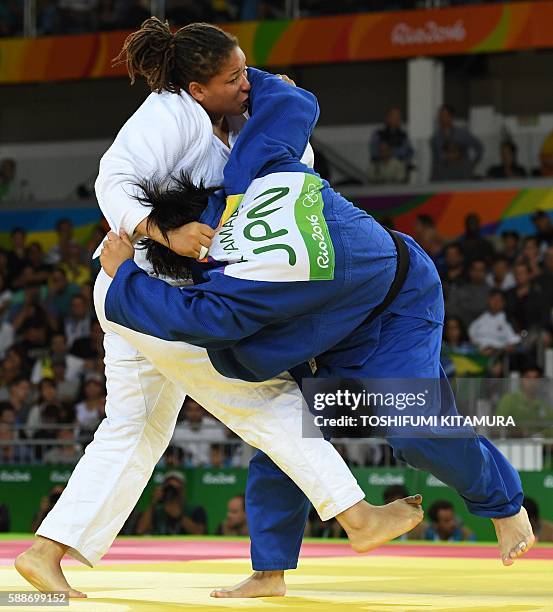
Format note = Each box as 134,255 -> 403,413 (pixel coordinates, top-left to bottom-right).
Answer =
37,87 -> 363,566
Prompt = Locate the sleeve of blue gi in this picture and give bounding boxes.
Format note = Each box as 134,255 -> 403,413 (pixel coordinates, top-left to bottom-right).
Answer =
105,258 -> 338,349
224,68 -> 320,194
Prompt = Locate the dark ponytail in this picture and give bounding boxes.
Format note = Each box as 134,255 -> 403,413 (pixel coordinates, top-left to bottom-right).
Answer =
113,17 -> 238,94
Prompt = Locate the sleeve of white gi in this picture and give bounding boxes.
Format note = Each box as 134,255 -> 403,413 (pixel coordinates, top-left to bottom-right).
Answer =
94,92 -> 210,238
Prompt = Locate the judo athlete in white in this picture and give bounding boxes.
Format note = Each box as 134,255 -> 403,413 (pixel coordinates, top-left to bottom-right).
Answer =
99,66 -> 535,598
15,19 -> 423,599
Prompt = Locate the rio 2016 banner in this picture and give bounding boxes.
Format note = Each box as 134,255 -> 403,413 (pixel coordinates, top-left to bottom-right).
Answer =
3,2 -> 553,84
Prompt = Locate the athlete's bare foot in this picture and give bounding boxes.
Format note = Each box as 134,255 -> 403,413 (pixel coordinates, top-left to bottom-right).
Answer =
14,537 -> 87,598
210,570 -> 286,598
337,495 -> 424,553
492,506 -> 535,566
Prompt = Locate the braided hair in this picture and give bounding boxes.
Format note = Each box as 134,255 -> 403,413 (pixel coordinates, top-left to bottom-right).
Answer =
134,172 -> 221,279
113,17 -> 238,94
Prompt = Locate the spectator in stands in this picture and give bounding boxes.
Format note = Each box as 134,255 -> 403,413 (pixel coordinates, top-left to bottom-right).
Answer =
487,141 -> 527,179
0,273 -> 12,320
6,377 -> 34,427
500,230 -> 521,265
51,355 -> 80,403
496,367 -> 552,437
505,262 -> 549,333
206,442 -> 230,468
0,401 -> 15,425
368,142 -> 407,184
30,486 -> 65,532
37,0 -> 62,35
441,316 -> 478,365
64,295 -> 92,350
216,494 -> 248,536
468,290 -> 520,356
460,214 -> 495,265
60,244 -> 90,287
0,351 -> 25,391
539,129 -> 553,177
5,228 -> 29,289
531,210 -> 553,252
43,427 -> 83,464
425,500 -> 475,542
136,471 -> 207,535
487,255 -> 516,292
370,107 -> 413,163
70,319 -> 104,361
43,268 -> 80,320
172,397 -> 227,466
12,242 -> 52,289
85,225 -> 106,280
45,219 -> 80,266
413,214 -> 446,274
535,245 -> 553,319
446,259 -> 490,327
158,445 -> 185,469
383,485 -> 428,540
523,497 -> 553,543
31,332 -> 84,384
0,158 -> 16,200
0,422 -> 31,464
305,505 -> 342,538
431,105 -> 483,182
31,403 -> 61,461
440,243 -> 466,298
519,236 -> 542,279
25,378 -> 60,439
75,377 -> 105,438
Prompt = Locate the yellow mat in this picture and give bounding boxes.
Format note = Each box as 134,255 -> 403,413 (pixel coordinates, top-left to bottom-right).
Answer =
1,554 -> 551,611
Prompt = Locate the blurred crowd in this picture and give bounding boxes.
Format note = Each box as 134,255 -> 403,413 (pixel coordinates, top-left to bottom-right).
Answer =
368,105 -> 553,185
0,1 -> 518,38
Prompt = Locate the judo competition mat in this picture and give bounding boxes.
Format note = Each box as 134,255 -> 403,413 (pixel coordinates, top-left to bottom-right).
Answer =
0,536 -> 552,611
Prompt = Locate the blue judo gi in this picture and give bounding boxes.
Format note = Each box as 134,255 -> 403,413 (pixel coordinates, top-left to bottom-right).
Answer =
105,68 -> 523,570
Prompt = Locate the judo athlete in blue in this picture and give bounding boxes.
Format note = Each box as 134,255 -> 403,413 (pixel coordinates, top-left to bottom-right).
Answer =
101,68 -> 534,596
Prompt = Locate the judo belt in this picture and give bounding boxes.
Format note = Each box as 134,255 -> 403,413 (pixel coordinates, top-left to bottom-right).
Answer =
306,228 -> 410,376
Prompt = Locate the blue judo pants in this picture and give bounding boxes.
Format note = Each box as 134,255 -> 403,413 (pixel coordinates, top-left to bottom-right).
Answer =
246,312 -> 523,570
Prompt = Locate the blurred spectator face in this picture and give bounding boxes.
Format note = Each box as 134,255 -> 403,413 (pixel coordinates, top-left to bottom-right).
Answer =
465,214 -> 481,236
39,379 -> 57,403
10,379 -> 31,404
209,443 -> 225,468
0,159 -> 16,182
0,406 -> 16,425
378,141 -> 392,161
11,229 -> 26,251
0,423 -> 13,442
70,295 -> 88,319
522,238 -> 539,261
492,258 -> 509,281
50,269 -> 68,292
226,496 -> 246,529
56,220 -> 73,241
488,292 -> 505,314
438,105 -> 453,130
27,242 -> 44,266
520,369 -> 541,397
501,232 -> 519,253
24,324 -> 48,346
52,361 -> 67,382
532,212 -> 552,234
444,245 -> 463,268
1,358 -> 20,383
386,107 -> 402,129
67,244 -> 81,262
56,428 -> 75,443
501,143 -> 515,167
163,446 -> 183,467
514,263 -> 530,286
18,266 -> 35,288
445,318 -> 463,345
84,379 -> 104,400
185,398 -> 204,424
51,334 -> 67,354
434,507 -> 457,538
469,260 -> 487,284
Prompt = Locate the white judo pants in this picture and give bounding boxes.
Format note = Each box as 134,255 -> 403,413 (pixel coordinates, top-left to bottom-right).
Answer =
37,269 -> 364,566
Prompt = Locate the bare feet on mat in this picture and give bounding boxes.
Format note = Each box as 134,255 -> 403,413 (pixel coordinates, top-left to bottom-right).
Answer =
15,537 -> 87,598
338,495 -> 424,553
492,506 -> 535,566
210,570 -> 286,598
